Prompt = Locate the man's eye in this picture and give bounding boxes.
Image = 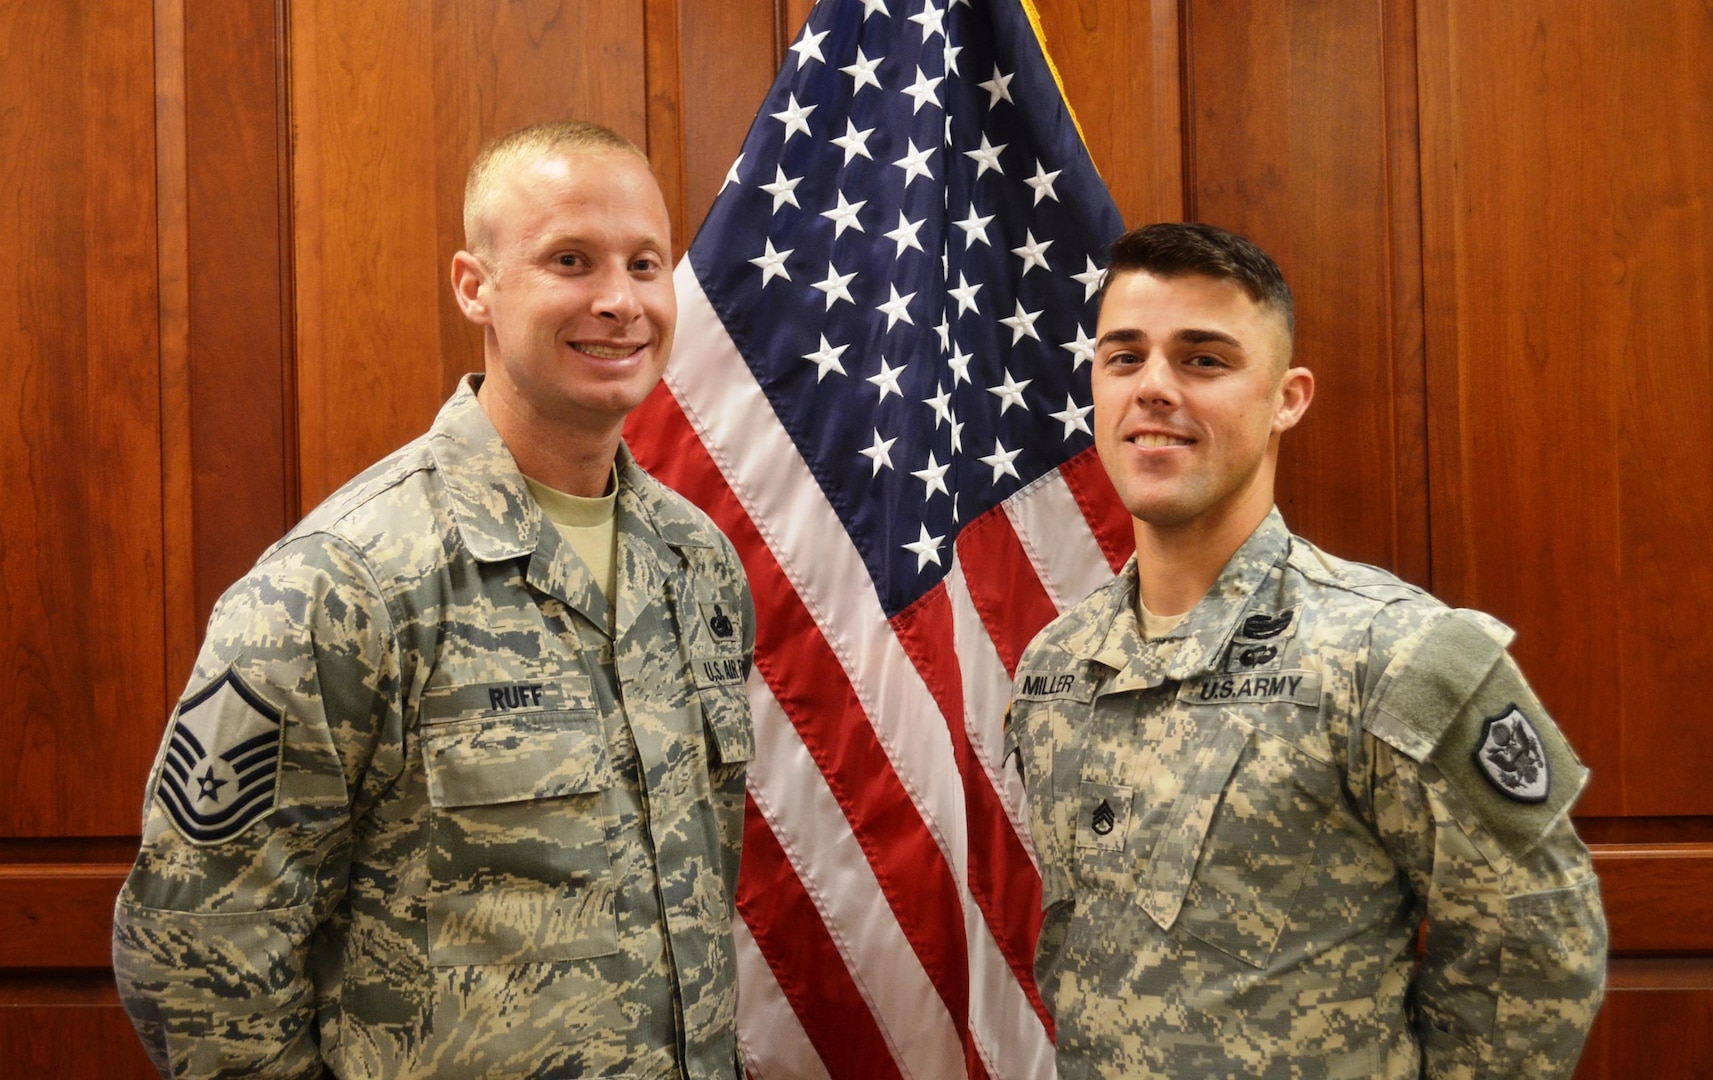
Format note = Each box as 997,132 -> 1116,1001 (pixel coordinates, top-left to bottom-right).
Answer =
1186,353 -> 1225,369
555,254 -> 583,268
631,257 -> 661,273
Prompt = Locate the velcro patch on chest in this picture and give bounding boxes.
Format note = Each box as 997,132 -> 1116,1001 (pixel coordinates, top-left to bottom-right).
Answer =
155,668 -> 283,845
1012,670 -> 1093,702
1075,781 -> 1133,851
1179,670 -> 1320,707
419,675 -> 595,722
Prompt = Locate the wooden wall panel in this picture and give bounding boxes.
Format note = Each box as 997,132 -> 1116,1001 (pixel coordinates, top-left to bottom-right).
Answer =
1033,0 -> 1184,231
0,0 -> 167,837
1416,0 -> 1713,817
678,0 -> 779,246
1182,0 -> 1429,585
291,0 -> 651,508
183,0 -> 296,627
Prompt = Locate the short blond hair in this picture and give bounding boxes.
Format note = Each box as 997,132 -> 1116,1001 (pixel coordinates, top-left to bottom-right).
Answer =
462,120 -> 647,257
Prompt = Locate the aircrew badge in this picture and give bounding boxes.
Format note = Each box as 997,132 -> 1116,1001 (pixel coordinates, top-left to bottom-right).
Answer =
154,669 -> 283,844
1474,704 -> 1550,803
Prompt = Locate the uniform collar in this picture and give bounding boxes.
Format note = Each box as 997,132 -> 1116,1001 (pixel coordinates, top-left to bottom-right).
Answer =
428,375 -> 716,639
1080,508 -> 1293,693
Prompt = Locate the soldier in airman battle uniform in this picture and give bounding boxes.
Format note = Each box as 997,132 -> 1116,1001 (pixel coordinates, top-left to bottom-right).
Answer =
113,121 -> 754,1079
1004,222 -> 1606,1078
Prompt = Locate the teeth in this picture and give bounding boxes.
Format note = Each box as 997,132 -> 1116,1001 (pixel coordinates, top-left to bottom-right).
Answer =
574,343 -> 640,359
1134,433 -> 1190,448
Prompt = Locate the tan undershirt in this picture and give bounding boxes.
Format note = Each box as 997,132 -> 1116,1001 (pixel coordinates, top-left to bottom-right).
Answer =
524,469 -> 618,607
1138,597 -> 1189,640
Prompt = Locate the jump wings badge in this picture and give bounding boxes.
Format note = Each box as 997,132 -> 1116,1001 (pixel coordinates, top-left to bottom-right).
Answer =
1474,704 -> 1550,803
155,669 -> 283,844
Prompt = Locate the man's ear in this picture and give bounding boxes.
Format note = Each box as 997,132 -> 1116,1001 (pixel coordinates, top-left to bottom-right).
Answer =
450,250 -> 491,325
1272,366 -> 1315,434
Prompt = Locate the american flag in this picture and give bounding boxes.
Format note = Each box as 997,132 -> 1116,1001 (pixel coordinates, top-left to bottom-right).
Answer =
626,0 -> 1131,1075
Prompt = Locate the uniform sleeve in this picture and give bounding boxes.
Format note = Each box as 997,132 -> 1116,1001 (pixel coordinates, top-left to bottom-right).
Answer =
112,534 -> 403,1079
1359,607 -> 1606,1080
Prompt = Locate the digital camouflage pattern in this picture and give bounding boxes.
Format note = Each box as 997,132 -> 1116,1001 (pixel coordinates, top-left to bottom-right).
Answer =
114,377 -> 754,1079
1005,509 -> 1605,1079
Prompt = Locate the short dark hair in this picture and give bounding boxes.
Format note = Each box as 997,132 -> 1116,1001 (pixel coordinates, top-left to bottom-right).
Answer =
1101,222 -> 1294,333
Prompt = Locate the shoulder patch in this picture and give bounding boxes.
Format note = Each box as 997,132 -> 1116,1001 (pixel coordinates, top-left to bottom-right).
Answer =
1473,704 -> 1550,802
155,669 -> 283,845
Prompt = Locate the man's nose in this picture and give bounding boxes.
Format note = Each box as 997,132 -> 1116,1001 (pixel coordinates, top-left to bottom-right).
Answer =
1134,353 -> 1177,405
592,264 -> 643,322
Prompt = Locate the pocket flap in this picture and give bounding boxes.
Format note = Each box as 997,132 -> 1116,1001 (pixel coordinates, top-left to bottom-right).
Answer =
1139,721 -> 1249,931
698,684 -> 755,767
423,712 -> 608,808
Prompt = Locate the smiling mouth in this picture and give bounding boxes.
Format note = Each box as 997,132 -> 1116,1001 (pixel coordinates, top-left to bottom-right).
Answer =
571,342 -> 643,360
1130,432 -> 1193,448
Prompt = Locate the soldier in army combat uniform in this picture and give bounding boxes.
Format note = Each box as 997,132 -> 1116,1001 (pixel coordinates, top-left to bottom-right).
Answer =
113,121 -> 754,1078
1004,222 -> 1606,1078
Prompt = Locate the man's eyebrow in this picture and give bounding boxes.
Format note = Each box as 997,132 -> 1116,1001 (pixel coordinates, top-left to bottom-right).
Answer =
1175,328 -> 1242,348
1096,328 -> 1145,348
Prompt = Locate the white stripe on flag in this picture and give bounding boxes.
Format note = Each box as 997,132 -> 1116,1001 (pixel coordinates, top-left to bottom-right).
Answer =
734,914 -> 833,1080
1004,470 -> 1117,612
744,680 -> 964,1080
669,263 -> 965,869
945,559 -> 1038,865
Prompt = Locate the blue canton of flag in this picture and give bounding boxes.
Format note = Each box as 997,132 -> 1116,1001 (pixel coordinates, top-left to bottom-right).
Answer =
691,0 -> 1123,619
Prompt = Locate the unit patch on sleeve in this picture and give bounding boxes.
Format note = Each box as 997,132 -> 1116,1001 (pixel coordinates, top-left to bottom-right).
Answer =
698,600 -> 738,642
1473,704 -> 1550,803
154,668 -> 283,845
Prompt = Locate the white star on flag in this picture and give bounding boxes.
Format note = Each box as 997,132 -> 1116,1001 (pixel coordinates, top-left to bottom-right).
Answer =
999,298 -> 1043,343
812,262 -> 858,308
771,93 -> 816,141
859,429 -> 898,474
1049,395 -> 1094,438
987,369 -> 1032,414
868,356 -> 907,399
902,523 -> 945,569
841,48 -> 885,93
979,438 -> 1023,482
748,239 -> 792,285
801,334 -> 848,381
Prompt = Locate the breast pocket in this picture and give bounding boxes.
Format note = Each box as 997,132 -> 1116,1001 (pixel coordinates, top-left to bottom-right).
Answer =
1170,708 -> 1337,968
421,711 -> 618,966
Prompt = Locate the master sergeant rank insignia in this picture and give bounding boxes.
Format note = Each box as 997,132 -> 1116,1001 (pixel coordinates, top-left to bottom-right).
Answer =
155,668 -> 283,844
1474,703 -> 1550,803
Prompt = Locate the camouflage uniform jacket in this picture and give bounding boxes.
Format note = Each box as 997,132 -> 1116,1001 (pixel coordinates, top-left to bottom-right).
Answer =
1004,509 -> 1605,1079
113,377 -> 755,1080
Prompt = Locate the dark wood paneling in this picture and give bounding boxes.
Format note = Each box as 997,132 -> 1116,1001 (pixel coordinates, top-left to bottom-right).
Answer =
1576,960 -> 1713,1080
0,866 -> 128,969
1416,0 -> 1713,818
0,1000 -> 159,1079
0,0 -> 167,836
678,0 -> 778,247
1182,0 -> 1428,585
1593,845 -> 1713,956
1033,0 -> 1184,231
182,0 -> 296,620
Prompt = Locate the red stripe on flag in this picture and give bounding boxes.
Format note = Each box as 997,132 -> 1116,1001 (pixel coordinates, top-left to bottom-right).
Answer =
954,507 -> 1062,677
737,794 -> 904,1080
626,385 -> 975,1057
1057,447 -> 1135,573
891,584 -> 1054,1040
